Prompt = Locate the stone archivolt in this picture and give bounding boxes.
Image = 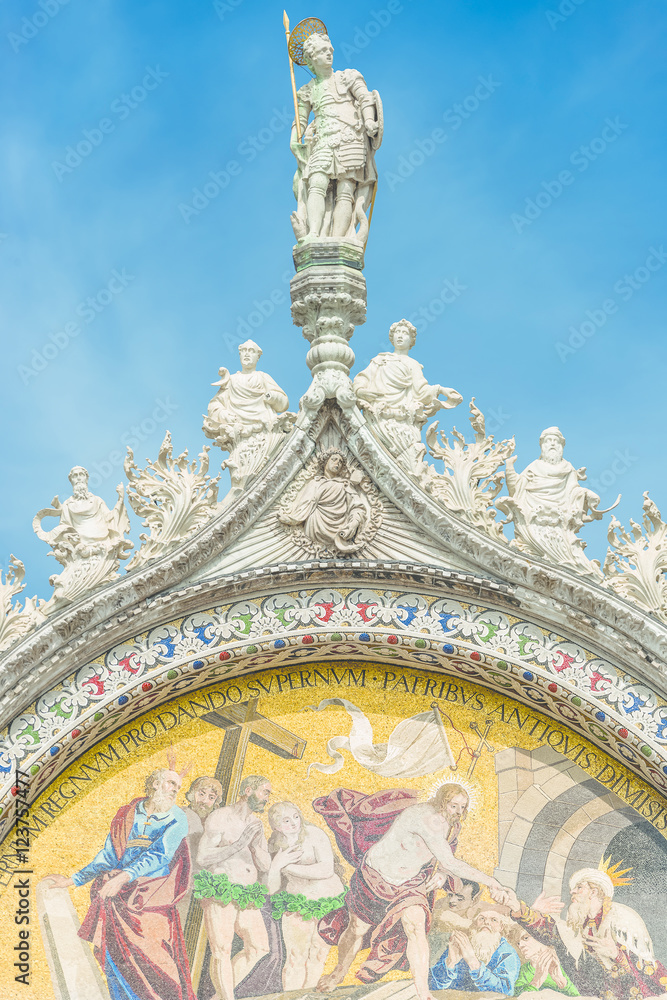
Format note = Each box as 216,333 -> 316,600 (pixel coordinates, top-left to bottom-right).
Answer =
2,582 -> 667,843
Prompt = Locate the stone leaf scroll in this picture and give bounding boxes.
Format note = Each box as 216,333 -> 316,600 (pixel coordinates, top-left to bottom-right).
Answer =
306,697 -> 454,778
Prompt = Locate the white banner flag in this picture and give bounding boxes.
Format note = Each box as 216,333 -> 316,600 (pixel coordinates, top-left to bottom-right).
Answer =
307,697 -> 454,778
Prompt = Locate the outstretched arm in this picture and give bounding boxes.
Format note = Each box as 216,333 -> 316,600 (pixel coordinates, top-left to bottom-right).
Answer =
418,821 -> 501,890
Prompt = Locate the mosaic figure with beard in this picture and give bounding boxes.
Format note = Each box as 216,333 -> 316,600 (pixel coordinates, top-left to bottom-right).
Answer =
501,870 -> 667,999
183,776 -> 223,847
42,768 -> 194,1000
195,775 -> 273,1000
429,906 -> 520,995
316,783 -> 505,1000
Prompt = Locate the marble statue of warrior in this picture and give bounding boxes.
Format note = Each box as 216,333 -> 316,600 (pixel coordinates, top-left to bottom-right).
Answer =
290,32 -> 382,243
203,340 -> 294,490
33,466 -> 132,610
498,427 -> 606,577
353,319 -> 462,476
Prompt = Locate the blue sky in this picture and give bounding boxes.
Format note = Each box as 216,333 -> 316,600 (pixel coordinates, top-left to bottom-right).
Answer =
1,0 -> 666,601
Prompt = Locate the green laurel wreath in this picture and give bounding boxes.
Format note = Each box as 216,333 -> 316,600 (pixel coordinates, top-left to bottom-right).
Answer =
271,889 -> 347,922
194,870 -> 268,909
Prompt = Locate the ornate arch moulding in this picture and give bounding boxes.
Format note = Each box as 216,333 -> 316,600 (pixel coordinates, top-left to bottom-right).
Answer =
2,406 -> 667,845
2,578 -> 667,844
2,404 -> 667,723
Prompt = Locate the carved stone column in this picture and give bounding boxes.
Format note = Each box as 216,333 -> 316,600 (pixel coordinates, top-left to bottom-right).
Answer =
291,240 -> 367,413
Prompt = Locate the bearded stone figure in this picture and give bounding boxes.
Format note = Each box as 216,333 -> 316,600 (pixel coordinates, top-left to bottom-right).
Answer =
353,319 -> 462,478
497,427 -> 608,579
290,32 -> 382,244
33,466 -> 133,612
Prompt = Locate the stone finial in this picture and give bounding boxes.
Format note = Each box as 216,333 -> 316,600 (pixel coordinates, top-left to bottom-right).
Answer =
603,492 -> 667,622
426,399 -> 515,541
0,555 -> 46,653
124,432 -> 220,571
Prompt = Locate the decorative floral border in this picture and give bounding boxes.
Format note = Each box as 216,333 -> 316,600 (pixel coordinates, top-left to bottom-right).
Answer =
2,587 -> 667,843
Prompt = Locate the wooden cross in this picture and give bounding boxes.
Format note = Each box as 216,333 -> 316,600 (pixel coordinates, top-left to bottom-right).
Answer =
183,697 -> 306,990
467,719 -> 494,777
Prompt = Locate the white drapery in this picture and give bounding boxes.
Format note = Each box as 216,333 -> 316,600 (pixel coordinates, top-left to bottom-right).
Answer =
307,697 -> 454,778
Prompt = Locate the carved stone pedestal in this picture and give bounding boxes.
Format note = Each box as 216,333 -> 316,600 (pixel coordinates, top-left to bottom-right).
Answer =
291,239 -> 367,411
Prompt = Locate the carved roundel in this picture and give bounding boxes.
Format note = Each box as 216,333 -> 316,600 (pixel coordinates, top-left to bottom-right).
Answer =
278,448 -> 383,558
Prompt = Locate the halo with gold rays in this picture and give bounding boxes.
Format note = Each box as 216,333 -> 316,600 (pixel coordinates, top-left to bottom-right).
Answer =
288,16 -> 328,66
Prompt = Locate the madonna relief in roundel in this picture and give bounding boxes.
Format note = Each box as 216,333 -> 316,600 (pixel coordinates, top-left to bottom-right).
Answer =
278,448 -> 383,558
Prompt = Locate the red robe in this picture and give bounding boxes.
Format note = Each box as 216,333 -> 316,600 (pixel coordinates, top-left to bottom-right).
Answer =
314,788 -> 460,983
78,797 -> 195,1000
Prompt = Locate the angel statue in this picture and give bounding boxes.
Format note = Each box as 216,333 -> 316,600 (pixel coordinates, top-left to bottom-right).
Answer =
288,25 -> 383,244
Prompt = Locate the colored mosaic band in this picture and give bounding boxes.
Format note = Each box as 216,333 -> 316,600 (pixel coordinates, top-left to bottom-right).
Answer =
193,870 -> 268,908
271,888 -> 347,921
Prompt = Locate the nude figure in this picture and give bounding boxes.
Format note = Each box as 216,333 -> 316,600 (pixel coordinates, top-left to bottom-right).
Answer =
318,785 -> 504,1000
195,775 -> 273,1000
267,801 -> 345,990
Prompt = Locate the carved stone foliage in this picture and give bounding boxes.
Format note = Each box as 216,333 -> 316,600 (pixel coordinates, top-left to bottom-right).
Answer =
33,467 -> 133,614
289,31 -> 382,244
203,340 -> 296,492
0,556 -> 45,653
353,319 -> 462,478
292,281 -> 366,376
278,447 -> 382,557
496,427 -> 610,581
603,493 -> 667,623
426,399 -> 514,541
124,432 -> 220,572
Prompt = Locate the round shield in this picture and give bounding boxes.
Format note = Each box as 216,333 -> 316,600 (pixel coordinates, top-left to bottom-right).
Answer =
288,17 -> 328,66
